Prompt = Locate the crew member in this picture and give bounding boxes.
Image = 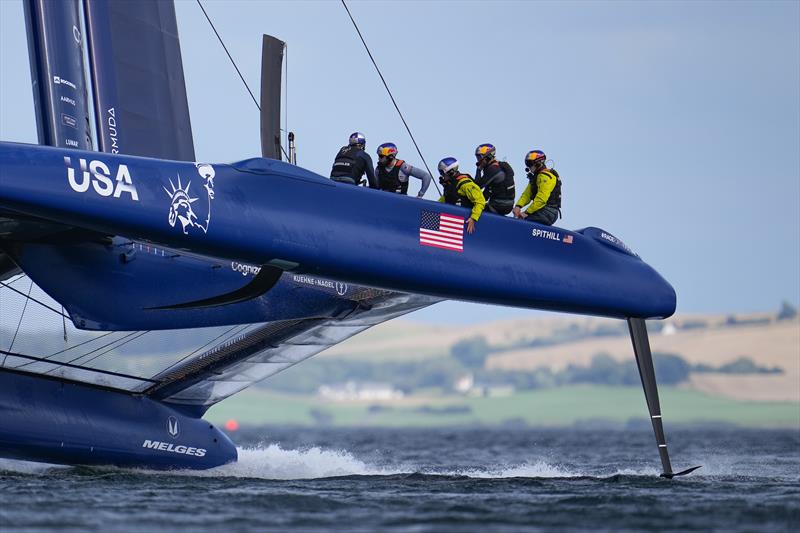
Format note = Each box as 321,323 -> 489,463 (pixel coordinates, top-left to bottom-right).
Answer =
437,157 -> 486,234
375,142 -> 432,197
513,150 -> 562,225
330,132 -> 378,189
474,143 -> 515,215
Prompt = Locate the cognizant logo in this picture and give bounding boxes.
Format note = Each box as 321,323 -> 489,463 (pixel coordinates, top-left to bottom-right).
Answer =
231,261 -> 261,277
142,440 -> 207,457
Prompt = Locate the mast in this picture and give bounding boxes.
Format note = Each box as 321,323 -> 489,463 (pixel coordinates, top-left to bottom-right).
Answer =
23,0 -> 93,150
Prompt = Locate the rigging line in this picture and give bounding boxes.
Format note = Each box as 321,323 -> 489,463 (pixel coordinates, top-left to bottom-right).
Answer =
55,330 -> 143,368
284,42 -> 288,160
340,0 -> 442,196
14,331 -> 117,368
7,279 -> 33,353
5,273 -> 26,286
0,280 -> 70,319
1,279 -> 32,367
196,0 -> 260,112
0,349 -> 158,384
155,323 -> 248,377
48,330 -> 115,357
11,330 -> 117,371
196,0 -> 292,162
78,330 -> 152,367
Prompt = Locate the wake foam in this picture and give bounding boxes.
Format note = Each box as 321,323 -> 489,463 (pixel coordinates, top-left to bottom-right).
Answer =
186,445 -> 585,480
0,458 -> 68,475
197,445 -> 391,479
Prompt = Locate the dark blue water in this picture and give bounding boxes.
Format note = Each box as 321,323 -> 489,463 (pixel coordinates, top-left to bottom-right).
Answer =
1,427 -> 798,532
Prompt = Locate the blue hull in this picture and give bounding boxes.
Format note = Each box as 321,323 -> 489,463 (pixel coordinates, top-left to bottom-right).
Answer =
0,142 -> 676,323
0,371 -> 237,469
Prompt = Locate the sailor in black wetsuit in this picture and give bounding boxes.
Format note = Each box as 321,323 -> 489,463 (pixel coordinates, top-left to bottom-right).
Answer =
474,143 -> 515,215
330,132 -> 378,189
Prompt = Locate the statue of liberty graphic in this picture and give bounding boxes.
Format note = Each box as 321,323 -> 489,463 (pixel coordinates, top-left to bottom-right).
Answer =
164,163 -> 215,235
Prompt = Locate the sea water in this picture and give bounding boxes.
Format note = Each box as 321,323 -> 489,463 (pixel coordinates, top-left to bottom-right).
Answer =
1,427 -> 798,532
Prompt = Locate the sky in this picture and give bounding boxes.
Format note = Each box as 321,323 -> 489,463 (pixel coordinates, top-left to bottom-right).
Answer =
1,0 -> 798,325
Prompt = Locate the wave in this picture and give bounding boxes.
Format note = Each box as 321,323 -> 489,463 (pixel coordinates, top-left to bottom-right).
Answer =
5,445 -> 782,482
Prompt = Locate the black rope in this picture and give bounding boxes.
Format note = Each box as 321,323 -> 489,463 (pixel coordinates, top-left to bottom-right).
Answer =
0,349 -> 158,384
340,0 -> 441,196
47,330 -> 116,358
196,0 -> 260,111
0,280 -> 69,319
155,323 -> 249,377
5,274 -> 26,286
7,279 -> 32,352
59,330 -> 144,367
61,306 -> 67,342
11,329 -> 118,371
77,330 -> 152,368
196,0 -> 290,161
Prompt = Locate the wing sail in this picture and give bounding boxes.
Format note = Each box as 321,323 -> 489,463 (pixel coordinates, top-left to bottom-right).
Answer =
83,0 -> 195,160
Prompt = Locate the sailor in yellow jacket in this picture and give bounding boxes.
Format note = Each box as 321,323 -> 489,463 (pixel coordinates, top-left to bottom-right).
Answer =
513,150 -> 562,226
437,157 -> 486,234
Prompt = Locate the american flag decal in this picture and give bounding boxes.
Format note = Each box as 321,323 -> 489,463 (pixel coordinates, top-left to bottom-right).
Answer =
419,210 -> 465,252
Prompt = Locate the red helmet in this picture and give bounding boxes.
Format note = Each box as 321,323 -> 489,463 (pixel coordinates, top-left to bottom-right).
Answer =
377,142 -> 398,158
525,150 -> 546,170
525,150 -> 546,165
475,143 -> 496,162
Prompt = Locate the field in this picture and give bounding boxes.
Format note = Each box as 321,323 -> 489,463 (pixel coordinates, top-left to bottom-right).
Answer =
207,385 -> 800,428
321,314 -> 800,402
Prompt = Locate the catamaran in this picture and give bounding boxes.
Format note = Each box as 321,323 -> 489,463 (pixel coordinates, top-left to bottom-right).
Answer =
0,0 -> 698,477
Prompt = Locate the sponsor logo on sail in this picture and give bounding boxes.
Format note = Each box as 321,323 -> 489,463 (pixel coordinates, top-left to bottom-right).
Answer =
64,156 -> 139,200
61,113 -> 77,129
107,108 -> 119,154
53,75 -> 77,90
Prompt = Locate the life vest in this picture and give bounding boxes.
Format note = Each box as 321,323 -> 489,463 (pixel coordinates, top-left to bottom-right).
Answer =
377,159 -> 408,194
331,145 -> 364,180
453,174 -> 477,208
442,180 -> 461,205
482,160 -> 516,201
529,168 -> 562,209
442,174 -> 476,207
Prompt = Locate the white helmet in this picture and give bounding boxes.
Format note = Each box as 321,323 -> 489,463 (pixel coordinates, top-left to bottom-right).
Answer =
437,157 -> 459,176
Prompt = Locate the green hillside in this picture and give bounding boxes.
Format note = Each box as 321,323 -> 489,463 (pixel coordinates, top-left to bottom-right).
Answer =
207,386 -> 800,428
